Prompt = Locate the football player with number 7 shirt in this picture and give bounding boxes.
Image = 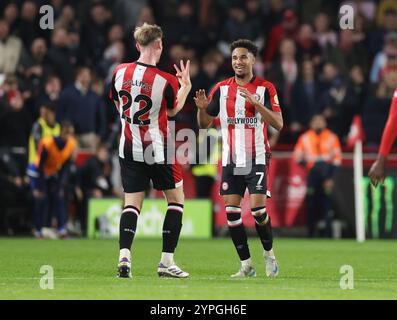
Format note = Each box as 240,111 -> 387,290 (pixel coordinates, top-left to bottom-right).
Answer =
195,39 -> 283,278
109,23 -> 191,278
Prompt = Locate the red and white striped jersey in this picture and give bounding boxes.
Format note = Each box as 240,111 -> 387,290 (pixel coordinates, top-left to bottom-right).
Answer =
206,76 -> 281,167
109,62 -> 179,163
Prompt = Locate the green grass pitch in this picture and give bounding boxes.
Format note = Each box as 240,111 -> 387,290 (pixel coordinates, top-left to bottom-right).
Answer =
0,238 -> 396,299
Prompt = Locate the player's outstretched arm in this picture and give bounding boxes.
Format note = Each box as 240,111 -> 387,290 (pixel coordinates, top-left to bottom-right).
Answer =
369,91 -> 397,187
194,89 -> 214,128
238,87 -> 283,131
168,60 -> 192,117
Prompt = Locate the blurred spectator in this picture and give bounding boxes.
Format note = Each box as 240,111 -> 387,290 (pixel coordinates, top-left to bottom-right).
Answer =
55,4 -> 80,32
0,79 -> 31,220
195,0 -> 223,50
27,121 -> 77,239
47,28 -> 76,85
352,14 -> 369,47
376,0 -> 397,30
245,0 -> 266,41
264,9 -> 299,65
51,0 -> 65,20
91,76 -> 105,98
370,32 -> 397,83
0,149 -> 29,236
263,0 -> 287,36
369,8 -> 397,56
135,5 -> 156,27
75,144 -> 118,235
318,62 -> 339,95
300,0 -> 336,24
0,19 -> 23,75
36,75 -> 62,119
267,38 -> 298,126
294,114 -> 342,237
114,0 -> 147,33
17,38 -> 50,101
349,65 -> 368,115
313,12 -> 338,55
3,3 -> 19,34
104,24 -> 130,72
363,70 -> 397,145
16,1 -> 44,49
296,24 -> 322,65
319,74 -> 359,142
92,74 -> 117,145
68,29 -> 84,66
0,77 -> 32,172
58,67 -> 106,151
164,1 -> 200,50
81,2 -> 112,66
107,24 -> 124,45
195,53 -> 222,91
164,44 -> 189,74
325,30 -> 368,77
290,60 -> 320,134
99,40 -> 125,81
28,102 -> 60,166
222,5 -> 253,41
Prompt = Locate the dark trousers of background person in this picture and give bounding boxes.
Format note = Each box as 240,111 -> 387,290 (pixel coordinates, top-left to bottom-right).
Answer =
0,187 -> 14,234
194,176 -> 215,198
75,190 -> 89,237
33,177 -> 67,232
306,162 -> 335,238
48,177 -> 68,231
0,182 -> 30,235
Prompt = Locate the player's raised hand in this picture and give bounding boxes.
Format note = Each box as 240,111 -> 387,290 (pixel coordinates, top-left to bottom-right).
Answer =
368,157 -> 386,187
194,89 -> 209,110
174,60 -> 191,88
238,86 -> 259,106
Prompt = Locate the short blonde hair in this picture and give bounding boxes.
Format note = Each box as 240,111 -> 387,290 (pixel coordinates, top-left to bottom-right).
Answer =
133,23 -> 163,47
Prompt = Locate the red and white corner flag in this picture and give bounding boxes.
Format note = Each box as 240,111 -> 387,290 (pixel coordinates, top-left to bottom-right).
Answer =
346,115 -> 365,149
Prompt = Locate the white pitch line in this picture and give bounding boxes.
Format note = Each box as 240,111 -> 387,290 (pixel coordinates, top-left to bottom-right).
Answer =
10,277 -> 86,280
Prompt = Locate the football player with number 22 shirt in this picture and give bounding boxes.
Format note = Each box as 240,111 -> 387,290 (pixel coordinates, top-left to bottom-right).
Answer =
109,23 -> 191,278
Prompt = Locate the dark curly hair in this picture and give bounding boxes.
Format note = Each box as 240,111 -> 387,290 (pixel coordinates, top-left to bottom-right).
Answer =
230,39 -> 258,57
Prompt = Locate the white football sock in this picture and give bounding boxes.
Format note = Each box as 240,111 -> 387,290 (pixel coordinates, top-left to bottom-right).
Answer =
161,252 -> 174,267
241,257 -> 253,269
119,248 -> 131,262
265,249 -> 275,258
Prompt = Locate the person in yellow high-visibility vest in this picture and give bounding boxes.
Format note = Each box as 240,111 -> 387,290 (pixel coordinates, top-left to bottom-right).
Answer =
27,121 -> 77,239
28,102 -> 60,165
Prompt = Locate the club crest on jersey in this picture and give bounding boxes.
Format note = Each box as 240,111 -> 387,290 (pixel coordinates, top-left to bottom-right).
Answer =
253,93 -> 261,101
222,182 -> 229,190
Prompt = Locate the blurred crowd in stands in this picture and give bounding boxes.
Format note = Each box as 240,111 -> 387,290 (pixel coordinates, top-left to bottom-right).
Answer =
1,0 -> 397,236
